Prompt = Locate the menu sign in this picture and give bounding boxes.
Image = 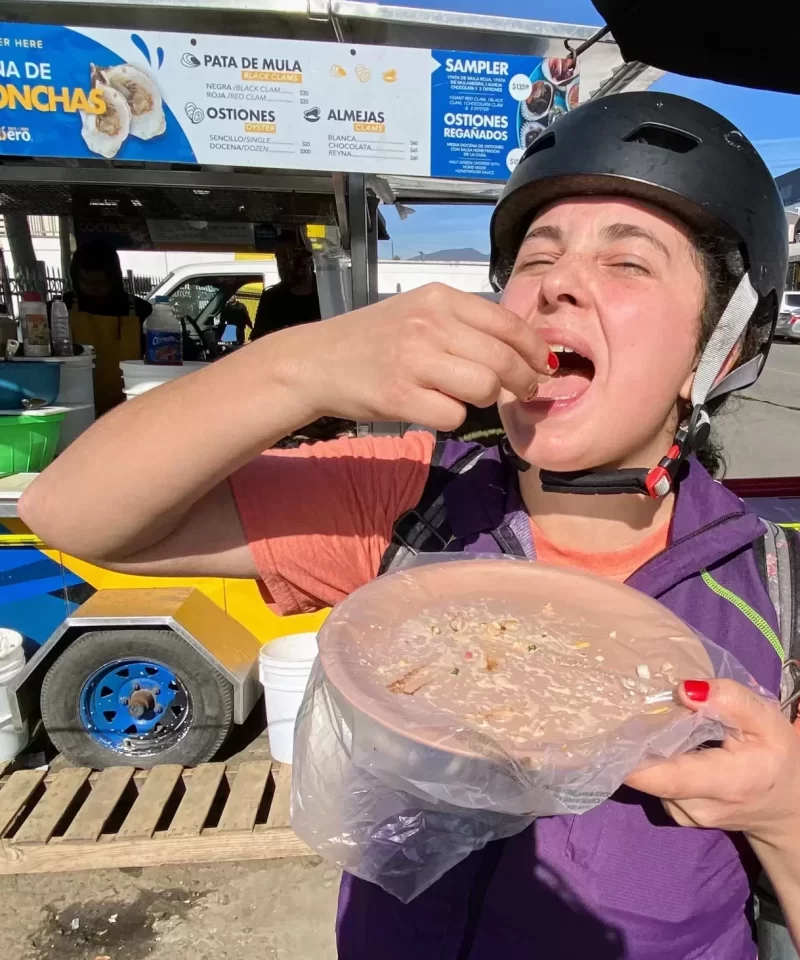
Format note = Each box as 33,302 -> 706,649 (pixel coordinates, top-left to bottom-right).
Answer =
0,23 -> 580,182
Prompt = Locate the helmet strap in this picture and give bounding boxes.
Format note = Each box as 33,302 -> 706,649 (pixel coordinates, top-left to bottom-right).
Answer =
536,274 -> 759,499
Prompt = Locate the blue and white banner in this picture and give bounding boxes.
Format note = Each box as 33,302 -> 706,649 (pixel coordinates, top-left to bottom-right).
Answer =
0,23 -> 580,181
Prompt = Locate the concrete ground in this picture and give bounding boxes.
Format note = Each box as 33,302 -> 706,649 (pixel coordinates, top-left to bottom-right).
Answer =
1,341 -> 799,960
717,341 -> 800,478
0,858 -> 340,960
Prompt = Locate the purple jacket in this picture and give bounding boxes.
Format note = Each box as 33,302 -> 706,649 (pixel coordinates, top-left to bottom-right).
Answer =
337,441 -> 782,960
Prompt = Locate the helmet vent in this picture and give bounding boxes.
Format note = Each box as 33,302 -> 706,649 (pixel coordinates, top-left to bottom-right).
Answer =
622,123 -> 700,155
524,131 -> 556,158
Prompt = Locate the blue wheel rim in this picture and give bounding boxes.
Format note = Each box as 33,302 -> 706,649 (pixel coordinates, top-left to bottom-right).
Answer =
79,658 -> 191,757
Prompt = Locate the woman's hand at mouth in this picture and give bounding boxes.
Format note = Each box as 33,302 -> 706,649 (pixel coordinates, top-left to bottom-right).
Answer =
626,679 -> 800,947
278,283 -> 557,432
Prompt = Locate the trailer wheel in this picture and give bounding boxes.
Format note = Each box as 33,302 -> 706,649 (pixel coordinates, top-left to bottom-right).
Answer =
40,629 -> 235,769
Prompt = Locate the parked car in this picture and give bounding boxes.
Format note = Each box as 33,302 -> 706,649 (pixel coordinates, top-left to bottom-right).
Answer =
775,291 -> 800,340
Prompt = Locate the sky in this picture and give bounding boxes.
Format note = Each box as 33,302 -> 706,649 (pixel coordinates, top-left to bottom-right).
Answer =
378,0 -> 800,258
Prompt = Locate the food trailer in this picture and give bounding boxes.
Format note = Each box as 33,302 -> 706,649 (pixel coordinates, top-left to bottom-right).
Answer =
0,0 -> 678,769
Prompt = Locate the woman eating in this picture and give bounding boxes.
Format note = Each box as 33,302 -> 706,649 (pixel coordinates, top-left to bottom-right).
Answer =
19,92 -> 800,959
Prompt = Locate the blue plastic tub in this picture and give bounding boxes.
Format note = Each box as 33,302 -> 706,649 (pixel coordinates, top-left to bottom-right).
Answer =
0,362 -> 61,410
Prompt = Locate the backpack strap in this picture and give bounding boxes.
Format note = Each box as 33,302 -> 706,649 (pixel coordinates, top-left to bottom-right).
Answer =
758,520 -> 800,722
378,442 -> 485,577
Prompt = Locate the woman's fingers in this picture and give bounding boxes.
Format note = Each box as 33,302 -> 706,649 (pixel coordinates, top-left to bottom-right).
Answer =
677,678 -> 783,745
399,385 -> 468,434
449,292 -> 553,376
625,746 -> 736,801
624,679 -> 798,835
626,680 -> 783,801
415,329 -> 541,403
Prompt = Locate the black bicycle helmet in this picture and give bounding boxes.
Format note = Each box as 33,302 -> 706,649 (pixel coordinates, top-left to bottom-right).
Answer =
489,91 -> 788,497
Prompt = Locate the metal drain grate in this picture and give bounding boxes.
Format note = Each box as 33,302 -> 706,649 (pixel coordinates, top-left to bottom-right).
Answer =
0,760 -> 311,875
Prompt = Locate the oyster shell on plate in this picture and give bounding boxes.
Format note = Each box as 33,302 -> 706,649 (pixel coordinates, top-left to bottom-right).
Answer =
104,63 -> 166,140
520,119 -> 545,150
80,65 -> 131,159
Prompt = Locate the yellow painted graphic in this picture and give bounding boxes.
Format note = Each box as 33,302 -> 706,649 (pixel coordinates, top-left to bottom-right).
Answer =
0,84 -> 105,113
2,517 -> 328,646
241,70 -> 302,84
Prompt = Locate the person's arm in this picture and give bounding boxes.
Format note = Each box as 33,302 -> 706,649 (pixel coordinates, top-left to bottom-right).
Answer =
19,284 -> 553,575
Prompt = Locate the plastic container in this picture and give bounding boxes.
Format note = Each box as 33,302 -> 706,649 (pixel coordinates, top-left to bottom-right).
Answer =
0,629 -> 29,761
58,405 -> 95,452
50,299 -> 73,357
54,354 -> 95,406
0,361 -> 61,410
12,356 -> 96,450
19,291 -> 50,358
144,296 -> 183,365
0,411 -> 65,476
259,632 -> 318,764
120,359 -> 206,399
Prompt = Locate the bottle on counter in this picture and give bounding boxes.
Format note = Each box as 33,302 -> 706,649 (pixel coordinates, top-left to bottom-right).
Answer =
19,290 -> 51,358
143,296 -> 183,366
49,298 -> 74,357
0,303 -> 17,354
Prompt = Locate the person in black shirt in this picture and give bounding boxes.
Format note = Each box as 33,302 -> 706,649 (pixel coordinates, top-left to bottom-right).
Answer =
219,295 -> 252,345
251,237 -> 321,340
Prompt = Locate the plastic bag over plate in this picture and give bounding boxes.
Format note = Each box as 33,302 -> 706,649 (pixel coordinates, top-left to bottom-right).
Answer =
291,554 -> 770,902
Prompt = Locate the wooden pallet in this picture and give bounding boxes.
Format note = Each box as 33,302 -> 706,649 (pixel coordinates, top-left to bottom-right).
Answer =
0,759 -> 313,875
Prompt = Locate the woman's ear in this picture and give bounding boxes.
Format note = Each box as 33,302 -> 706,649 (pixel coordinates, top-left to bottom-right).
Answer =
680,334 -> 745,403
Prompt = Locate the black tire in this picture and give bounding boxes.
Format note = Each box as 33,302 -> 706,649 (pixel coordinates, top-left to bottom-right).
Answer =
40,629 -> 235,769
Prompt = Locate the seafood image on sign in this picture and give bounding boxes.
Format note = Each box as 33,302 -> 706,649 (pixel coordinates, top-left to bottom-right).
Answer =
78,37 -> 169,159
516,57 -> 578,151
103,62 -> 166,139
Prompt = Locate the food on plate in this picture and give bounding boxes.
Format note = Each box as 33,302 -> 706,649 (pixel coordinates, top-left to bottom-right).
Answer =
543,57 -> 579,87
330,64 -> 347,78
521,79 -> 554,121
520,119 -> 546,149
319,559 -> 716,768
567,80 -> 580,110
378,604 -> 681,747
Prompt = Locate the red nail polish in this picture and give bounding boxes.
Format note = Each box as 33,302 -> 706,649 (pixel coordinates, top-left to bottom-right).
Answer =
683,680 -> 710,703
547,351 -> 559,373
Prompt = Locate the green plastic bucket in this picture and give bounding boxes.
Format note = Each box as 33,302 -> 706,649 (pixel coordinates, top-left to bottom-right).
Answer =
0,413 -> 65,477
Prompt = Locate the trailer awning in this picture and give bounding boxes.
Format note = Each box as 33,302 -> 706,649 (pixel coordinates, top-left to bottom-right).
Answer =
592,1 -> 799,95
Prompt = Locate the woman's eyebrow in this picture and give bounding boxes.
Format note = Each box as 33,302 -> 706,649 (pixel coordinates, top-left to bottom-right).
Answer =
523,224 -> 563,244
600,222 -> 672,260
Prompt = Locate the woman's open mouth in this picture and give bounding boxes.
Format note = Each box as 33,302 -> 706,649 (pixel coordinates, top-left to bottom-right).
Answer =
534,344 -> 596,403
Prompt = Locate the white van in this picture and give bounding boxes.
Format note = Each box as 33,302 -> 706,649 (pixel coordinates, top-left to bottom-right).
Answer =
148,260 -> 279,345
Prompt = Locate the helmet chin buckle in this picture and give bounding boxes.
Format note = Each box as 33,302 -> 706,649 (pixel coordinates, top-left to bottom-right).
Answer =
535,405 -> 711,499
644,405 -> 710,499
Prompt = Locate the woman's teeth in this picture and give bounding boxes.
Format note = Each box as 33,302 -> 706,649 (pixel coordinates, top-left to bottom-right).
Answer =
531,343 -> 595,404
